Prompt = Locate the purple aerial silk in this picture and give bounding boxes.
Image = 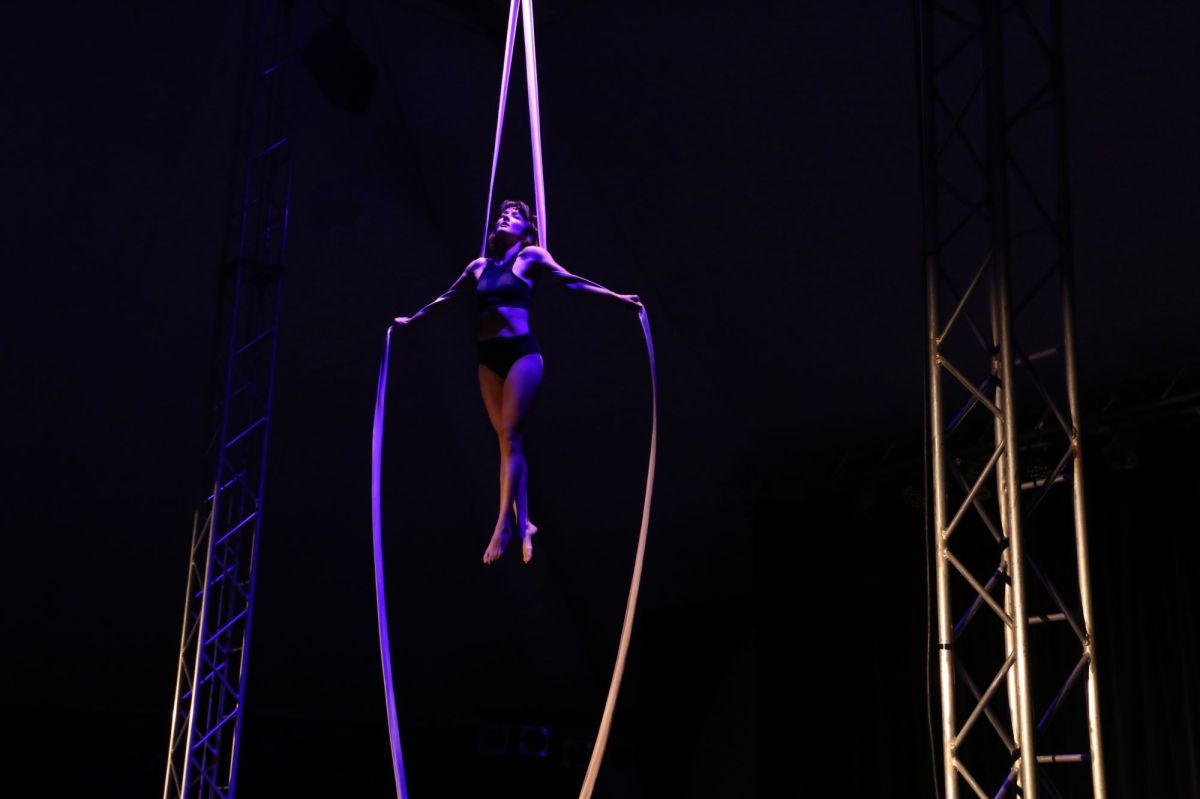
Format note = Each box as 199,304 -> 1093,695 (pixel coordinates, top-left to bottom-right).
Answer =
370,326 -> 408,798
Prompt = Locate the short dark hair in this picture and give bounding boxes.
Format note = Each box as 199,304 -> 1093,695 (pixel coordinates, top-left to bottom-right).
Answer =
485,199 -> 539,257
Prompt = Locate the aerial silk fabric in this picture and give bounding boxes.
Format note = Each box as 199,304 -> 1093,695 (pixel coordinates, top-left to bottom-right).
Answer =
371,1 -> 657,796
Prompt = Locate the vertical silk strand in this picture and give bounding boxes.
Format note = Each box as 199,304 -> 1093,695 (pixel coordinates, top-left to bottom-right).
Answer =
521,0 -> 548,247
371,327 -> 408,799
577,307 -> 658,799
481,0 -> 522,257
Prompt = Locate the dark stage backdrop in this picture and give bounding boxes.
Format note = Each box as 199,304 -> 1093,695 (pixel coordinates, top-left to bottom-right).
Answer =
2,1 -> 1197,796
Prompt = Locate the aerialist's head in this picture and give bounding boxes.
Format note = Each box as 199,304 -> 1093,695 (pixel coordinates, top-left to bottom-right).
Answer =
487,199 -> 539,257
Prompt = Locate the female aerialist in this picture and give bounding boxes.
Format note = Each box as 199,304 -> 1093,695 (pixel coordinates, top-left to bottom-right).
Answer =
392,200 -> 642,565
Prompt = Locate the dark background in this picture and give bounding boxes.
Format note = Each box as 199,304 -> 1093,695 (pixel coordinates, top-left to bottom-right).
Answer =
2,1 -> 1198,796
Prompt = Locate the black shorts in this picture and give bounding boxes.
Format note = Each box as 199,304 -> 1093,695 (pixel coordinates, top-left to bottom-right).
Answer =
477,333 -> 540,378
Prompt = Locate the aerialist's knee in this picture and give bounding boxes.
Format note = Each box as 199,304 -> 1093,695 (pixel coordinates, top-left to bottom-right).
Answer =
500,425 -> 525,452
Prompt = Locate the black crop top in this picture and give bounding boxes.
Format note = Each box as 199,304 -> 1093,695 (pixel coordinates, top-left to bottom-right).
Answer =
475,254 -> 534,313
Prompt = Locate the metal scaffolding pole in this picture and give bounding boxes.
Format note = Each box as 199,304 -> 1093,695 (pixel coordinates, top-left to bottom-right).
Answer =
163,1 -> 293,797
916,1 -> 1106,796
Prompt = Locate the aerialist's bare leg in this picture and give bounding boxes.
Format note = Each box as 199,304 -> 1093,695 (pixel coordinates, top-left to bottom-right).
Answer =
479,356 -> 542,563
499,353 -> 542,563
478,364 -> 539,536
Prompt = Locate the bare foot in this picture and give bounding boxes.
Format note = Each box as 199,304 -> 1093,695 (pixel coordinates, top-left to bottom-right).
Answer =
483,526 -> 511,565
522,525 -> 536,564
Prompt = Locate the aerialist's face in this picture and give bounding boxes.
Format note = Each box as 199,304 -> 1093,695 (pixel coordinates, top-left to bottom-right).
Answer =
494,205 -> 530,242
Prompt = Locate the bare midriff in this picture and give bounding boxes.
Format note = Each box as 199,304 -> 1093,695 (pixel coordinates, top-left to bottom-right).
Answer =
477,306 -> 531,341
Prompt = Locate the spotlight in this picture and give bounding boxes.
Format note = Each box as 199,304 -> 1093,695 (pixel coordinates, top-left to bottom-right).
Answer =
517,724 -> 551,759
477,722 -> 510,759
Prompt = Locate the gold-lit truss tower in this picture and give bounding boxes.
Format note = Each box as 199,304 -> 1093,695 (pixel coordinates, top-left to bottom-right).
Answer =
916,2 -> 1106,797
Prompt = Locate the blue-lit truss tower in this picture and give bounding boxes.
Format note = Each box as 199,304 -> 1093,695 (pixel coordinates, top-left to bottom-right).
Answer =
916,2 -> 1107,798
163,1 -> 293,797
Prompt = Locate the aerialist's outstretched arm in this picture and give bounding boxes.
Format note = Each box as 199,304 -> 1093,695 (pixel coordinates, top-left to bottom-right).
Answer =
522,246 -> 642,308
393,259 -> 485,327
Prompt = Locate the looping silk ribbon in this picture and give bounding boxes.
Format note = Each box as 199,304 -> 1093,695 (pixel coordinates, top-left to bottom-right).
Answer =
371,2 -> 657,796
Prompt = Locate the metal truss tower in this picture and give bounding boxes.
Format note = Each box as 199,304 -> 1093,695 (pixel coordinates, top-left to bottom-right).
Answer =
915,2 -> 1106,797
164,1 -> 293,797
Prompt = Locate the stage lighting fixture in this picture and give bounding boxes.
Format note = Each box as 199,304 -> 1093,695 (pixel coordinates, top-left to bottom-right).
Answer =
517,724 -> 551,758
477,722 -> 511,758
